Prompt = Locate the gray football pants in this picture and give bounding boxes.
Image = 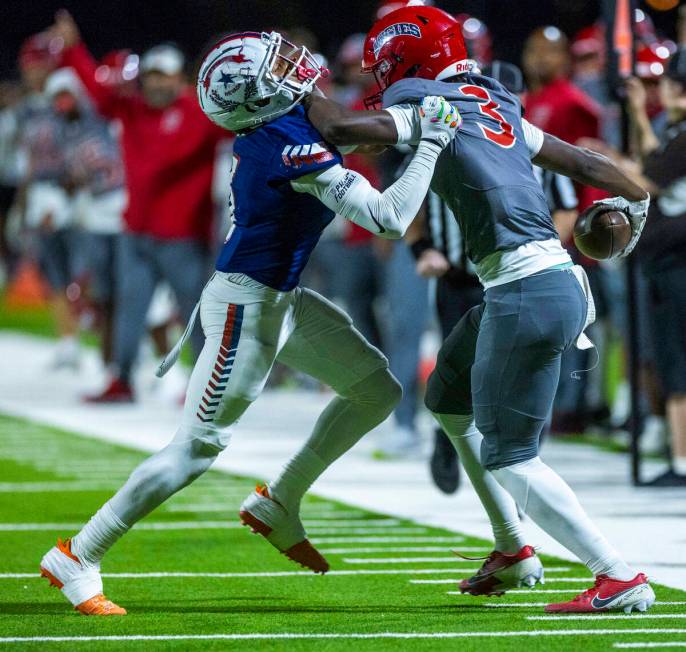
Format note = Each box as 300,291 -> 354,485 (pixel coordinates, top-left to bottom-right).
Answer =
113,233 -> 210,381
426,267 -> 588,469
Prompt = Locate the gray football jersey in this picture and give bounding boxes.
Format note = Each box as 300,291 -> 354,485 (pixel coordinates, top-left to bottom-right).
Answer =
383,75 -> 558,264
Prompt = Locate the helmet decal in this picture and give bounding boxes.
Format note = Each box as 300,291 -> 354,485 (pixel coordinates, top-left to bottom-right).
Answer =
373,23 -> 422,57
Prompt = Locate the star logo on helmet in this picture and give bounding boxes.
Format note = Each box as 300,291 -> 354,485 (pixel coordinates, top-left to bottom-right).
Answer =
218,71 -> 237,88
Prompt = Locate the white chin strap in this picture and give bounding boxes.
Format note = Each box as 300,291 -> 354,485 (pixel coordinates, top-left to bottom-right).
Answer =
436,59 -> 480,81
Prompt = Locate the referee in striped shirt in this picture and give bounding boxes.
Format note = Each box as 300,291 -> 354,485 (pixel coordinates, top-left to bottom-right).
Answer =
407,61 -> 579,494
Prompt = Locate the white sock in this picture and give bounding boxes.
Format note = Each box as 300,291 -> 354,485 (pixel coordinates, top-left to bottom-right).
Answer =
271,368 -> 400,511
270,446 -> 327,511
492,457 -> 636,580
673,457 -> 686,476
433,412 -> 525,554
71,502 -> 129,566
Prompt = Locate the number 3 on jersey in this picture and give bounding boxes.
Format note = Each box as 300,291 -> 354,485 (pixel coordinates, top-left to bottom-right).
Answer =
460,84 -> 516,149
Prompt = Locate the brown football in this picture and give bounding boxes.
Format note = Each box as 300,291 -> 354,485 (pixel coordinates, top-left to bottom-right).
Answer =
573,206 -> 631,260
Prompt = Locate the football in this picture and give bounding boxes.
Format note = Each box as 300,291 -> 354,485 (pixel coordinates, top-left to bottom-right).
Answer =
573,205 -> 631,260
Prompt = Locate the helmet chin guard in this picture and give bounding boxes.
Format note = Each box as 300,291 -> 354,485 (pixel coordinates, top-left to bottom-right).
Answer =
198,31 -> 328,132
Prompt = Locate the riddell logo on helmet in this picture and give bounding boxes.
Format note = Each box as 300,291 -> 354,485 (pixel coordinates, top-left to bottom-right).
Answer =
373,23 -> 422,57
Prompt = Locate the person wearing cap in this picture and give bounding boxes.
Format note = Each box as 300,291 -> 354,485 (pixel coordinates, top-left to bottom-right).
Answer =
12,33 -> 87,369
50,11 -> 229,402
45,67 -> 127,367
625,49 -> 686,486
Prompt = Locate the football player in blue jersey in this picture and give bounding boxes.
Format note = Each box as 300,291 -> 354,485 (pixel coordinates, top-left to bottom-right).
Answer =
306,5 -> 654,614
38,29 -> 461,615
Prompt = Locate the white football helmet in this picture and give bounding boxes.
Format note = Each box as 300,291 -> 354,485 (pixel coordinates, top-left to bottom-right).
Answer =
198,31 -> 327,132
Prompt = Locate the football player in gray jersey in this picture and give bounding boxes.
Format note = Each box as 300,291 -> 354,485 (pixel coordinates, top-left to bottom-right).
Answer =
307,5 -> 654,614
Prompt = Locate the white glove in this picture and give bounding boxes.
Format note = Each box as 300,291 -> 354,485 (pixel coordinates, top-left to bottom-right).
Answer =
593,193 -> 650,258
419,96 -> 462,150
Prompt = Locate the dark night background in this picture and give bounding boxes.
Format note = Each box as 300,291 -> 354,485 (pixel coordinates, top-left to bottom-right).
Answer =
1,0 -> 680,78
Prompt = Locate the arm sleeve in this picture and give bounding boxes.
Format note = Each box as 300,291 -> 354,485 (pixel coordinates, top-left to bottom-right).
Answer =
291,140 -> 442,239
385,104 -> 422,146
61,43 -> 126,118
522,118 -> 544,158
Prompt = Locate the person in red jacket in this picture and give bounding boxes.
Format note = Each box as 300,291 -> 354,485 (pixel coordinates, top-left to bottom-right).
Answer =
50,11 -> 228,402
523,26 -> 603,210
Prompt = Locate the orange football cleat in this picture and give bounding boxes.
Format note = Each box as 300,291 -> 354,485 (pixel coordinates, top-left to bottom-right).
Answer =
240,484 -> 329,574
40,537 -> 126,615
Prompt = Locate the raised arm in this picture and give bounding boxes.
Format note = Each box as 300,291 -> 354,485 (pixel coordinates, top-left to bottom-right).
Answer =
305,94 -> 401,146
294,96 -> 460,239
50,11 -> 124,118
533,132 -> 648,202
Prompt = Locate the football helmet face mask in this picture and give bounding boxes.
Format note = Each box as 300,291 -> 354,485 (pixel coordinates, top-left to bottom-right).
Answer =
198,31 -> 328,132
362,5 -> 472,108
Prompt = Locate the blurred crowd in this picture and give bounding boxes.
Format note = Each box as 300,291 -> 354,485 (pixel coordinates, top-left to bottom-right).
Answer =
1,2 -> 685,487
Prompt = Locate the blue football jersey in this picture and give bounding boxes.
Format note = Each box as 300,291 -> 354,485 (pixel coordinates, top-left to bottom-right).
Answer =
215,105 -> 342,291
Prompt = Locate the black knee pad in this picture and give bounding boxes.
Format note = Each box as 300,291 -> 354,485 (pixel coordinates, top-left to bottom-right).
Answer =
424,304 -> 483,415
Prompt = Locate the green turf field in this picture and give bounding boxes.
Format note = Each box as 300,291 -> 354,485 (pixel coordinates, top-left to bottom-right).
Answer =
0,413 -> 684,650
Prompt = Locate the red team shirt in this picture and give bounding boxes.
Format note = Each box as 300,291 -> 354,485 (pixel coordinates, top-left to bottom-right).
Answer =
62,43 -> 228,243
525,77 -> 604,211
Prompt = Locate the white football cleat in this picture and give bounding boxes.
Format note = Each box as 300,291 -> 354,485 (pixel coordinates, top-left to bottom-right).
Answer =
40,538 -> 126,615
239,485 -> 329,574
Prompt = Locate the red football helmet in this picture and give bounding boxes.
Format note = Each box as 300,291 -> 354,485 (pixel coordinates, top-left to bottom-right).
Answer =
362,5 -> 470,108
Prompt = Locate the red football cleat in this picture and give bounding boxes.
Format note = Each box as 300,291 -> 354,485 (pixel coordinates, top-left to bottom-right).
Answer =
545,573 -> 655,613
459,545 -> 544,596
83,377 -> 134,404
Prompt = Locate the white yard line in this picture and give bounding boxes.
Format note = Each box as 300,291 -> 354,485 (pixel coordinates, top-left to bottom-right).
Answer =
343,557 -> 573,570
344,557 -> 471,564
302,519 -> 401,527
0,522 -> 424,533
529,614 -> 686,621
166,504 -> 366,519
308,527 -> 429,535
477,602 -> 686,609
311,536 -> 464,544
0,521 -> 244,531
421,578 -> 593,585
319,546 -> 489,554
2,630 -> 686,643
0,569 -> 488,579
614,644 -> 686,649
0,481 -> 123,492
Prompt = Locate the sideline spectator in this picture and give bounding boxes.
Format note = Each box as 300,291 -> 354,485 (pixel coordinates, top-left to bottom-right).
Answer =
16,33 -> 83,369
0,81 -> 23,280
45,68 -> 126,366
50,11 -> 228,402
628,49 -> 686,486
